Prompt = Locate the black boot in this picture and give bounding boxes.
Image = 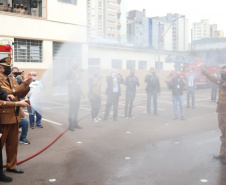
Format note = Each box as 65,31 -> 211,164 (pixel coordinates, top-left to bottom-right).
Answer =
74,122 -> 82,129
0,172 -> 13,182
68,123 -> 75,131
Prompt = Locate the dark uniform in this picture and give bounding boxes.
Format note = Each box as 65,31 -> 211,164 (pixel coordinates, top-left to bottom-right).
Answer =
124,74 -> 139,118
202,67 -> 226,159
0,57 -> 31,171
0,100 -> 18,182
67,69 -> 82,131
88,74 -> 101,120
103,74 -> 124,121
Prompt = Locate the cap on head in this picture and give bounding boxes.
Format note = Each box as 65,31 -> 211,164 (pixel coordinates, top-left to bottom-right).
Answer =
0,57 -> 11,67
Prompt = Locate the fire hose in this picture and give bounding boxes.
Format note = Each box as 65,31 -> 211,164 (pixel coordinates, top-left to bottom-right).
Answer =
3,101 -> 146,168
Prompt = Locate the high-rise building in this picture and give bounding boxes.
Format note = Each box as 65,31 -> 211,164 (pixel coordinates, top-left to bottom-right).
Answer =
87,0 -> 126,42
127,10 -> 173,50
191,19 -> 224,41
159,13 -> 189,51
127,10 -> 150,47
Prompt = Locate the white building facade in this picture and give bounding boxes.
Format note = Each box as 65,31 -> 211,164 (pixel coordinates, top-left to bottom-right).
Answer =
160,13 -> 189,51
0,0 -> 87,71
191,19 -> 224,41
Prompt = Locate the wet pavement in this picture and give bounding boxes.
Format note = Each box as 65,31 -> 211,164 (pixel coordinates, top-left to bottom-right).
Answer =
2,88 -> 226,185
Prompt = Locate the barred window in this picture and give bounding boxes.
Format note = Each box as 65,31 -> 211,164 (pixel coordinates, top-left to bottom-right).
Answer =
138,60 -> 147,70
58,0 -> 76,5
112,59 -> 122,69
126,60 -> 136,69
14,39 -> 42,63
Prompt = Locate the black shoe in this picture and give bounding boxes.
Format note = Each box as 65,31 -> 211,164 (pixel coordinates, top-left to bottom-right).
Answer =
0,172 -> 13,182
7,168 -> 24,173
30,125 -> 34,129
36,124 -> 43,128
19,139 -> 30,144
74,125 -> 82,129
222,159 -> 226,164
68,127 -> 74,131
213,155 -> 226,160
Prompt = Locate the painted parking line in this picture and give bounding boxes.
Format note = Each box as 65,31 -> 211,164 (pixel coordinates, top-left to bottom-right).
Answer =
42,106 -> 68,110
24,112 -> 63,126
135,106 -> 165,111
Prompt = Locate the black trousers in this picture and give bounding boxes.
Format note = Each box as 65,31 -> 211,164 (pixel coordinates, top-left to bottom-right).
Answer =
0,138 -> 3,173
104,93 -> 119,120
90,95 -> 101,119
68,97 -> 81,128
211,88 -> 217,102
125,92 -> 135,117
187,87 -> 195,107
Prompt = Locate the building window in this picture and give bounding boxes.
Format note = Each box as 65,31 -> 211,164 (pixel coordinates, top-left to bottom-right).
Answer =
58,0 -> 76,5
138,61 -> 147,70
112,59 -> 122,69
155,62 -> 163,71
126,60 -> 136,69
98,2 -> 102,7
14,39 -> 42,63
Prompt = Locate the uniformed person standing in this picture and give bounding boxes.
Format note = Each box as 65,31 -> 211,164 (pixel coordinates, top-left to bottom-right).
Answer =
0,99 -> 29,182
24,6 -> 29,15
19,4 -> 24,14
15,4 -> 20,13
0,1 -> 5,11
67,62 -> 82,131
196,60 -> 226,164
5,3 -> 12,12
0,57 -> 32,173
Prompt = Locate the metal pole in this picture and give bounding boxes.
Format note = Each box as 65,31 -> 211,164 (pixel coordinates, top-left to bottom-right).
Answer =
158,22 -> 160,71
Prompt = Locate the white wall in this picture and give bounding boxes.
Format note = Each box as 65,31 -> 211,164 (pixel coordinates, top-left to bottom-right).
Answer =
0,14 -> 87,43
47,0 -> 87,26
88,45 -> 174,71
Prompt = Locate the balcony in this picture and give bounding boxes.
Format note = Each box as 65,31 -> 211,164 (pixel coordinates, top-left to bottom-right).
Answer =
117,22 -> 121,30
0,0 -> 44,18
117,10 -> 121,18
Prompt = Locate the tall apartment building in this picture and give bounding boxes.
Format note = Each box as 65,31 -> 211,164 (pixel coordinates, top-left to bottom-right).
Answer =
159,13 -> 189,51
87,0 -> 126,43
127,10 -> 172,50
127,10 -> 150,47
192,19 -> 224,41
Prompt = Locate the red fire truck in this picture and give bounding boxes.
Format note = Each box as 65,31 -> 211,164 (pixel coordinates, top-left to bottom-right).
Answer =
0,42 -> 13,65
165,55 -> 219,89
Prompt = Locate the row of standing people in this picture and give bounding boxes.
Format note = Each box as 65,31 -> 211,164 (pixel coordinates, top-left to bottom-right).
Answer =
0,2 -> 29,15
68,61 -> 226,167
67,64 -> 194,131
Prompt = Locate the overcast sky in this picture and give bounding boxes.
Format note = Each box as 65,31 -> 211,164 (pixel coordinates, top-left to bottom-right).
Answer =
125,0 -> 226,35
